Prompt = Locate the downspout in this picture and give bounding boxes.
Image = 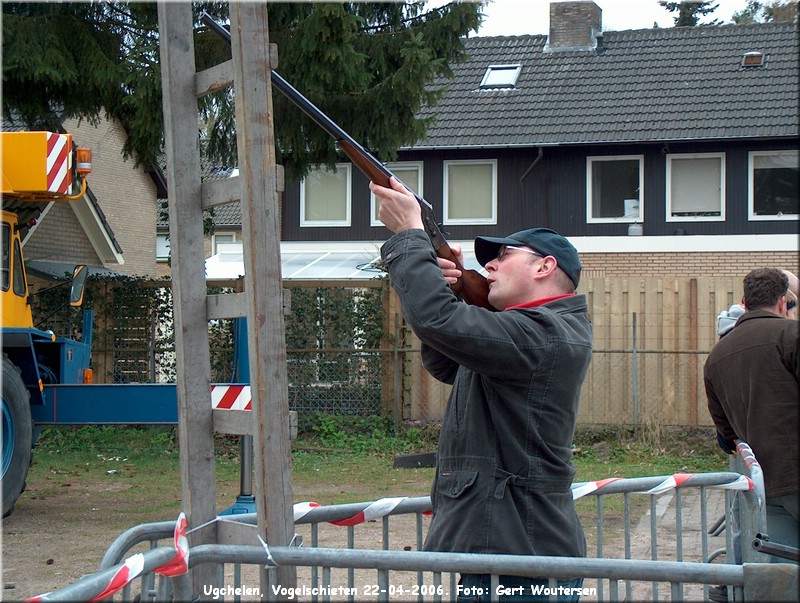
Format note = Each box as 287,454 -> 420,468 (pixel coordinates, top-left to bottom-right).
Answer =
520,147 -> 547,224
520,147 -> 544,184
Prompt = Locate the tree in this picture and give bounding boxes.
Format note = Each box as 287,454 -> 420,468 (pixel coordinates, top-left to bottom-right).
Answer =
659,1 -> 722,26
2,3 -> 163,166
732,0 -> 799,23
2,2 -> 483,177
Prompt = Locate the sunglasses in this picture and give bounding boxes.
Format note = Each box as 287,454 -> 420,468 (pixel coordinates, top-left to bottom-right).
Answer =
496,245 -> 544,261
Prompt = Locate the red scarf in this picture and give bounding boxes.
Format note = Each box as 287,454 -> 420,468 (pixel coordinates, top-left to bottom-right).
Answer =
505,293 -> 575,311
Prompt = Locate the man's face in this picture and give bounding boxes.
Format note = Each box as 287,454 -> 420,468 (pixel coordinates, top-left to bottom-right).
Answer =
484,245 -> 544,310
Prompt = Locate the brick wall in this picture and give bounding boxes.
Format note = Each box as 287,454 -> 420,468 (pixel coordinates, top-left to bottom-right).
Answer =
580,251 -> 799,280
23,203 -> 102,268
548,0 -> 602,49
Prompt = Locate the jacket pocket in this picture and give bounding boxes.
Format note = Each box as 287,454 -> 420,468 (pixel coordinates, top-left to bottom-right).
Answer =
437,469 -> 479,499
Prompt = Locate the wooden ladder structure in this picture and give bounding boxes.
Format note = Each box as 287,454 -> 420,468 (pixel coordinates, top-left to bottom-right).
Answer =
157,3 -> 296,595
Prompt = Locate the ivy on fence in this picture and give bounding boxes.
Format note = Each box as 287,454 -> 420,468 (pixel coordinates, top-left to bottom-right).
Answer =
30,275 -> 390,415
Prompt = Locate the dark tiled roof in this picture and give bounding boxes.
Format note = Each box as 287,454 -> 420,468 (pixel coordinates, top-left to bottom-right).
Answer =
156,152 -> 242,227
414,22 -> 799,149
156,195 -> 241,228
209,202 -> 242,227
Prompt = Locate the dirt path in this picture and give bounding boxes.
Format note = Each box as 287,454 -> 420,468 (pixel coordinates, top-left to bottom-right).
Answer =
2,481 -> 730,602
1,458 -> 435,601
1,477 -> 176,600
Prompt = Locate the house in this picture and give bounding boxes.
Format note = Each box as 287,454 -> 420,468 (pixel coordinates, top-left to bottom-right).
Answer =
155,154 -> 233,279
273,0 -> 798,280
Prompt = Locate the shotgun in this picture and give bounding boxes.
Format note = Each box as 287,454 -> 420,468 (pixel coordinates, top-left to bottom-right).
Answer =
200,13 -> 493,309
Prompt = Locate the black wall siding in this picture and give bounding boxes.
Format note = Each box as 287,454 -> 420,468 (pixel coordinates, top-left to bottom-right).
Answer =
282,139 -> 797,242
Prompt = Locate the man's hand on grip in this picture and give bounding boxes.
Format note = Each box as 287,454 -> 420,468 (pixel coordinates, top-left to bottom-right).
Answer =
438,244 -> 464,285
370,177 -> 425,233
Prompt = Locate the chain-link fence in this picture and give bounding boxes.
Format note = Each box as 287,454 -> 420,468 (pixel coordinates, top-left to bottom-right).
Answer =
581,348 -> 711,426
30,276 -> 744,427
287,350 -> 383,416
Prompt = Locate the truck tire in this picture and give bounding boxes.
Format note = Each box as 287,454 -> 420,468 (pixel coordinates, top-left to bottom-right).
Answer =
2,355 -> 32,517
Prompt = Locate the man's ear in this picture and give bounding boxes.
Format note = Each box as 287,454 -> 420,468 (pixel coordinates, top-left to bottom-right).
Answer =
778,295 -> 788,317
537,257 -> 557,278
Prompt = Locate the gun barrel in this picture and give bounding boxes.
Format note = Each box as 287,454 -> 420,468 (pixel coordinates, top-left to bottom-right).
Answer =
200,14 -> 392,183
753,534 -> 800,562
199,12 -> 493,310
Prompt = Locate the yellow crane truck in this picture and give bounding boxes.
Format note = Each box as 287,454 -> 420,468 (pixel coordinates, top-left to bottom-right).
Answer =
2,132 -> 249,517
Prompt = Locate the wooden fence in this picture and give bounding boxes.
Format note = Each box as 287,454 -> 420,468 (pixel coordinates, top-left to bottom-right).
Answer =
70,276 -> 746,427
401,277 -> 744,427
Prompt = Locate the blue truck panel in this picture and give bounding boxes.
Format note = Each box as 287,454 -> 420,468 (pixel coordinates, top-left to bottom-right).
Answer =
31,384 -> 180,424
30,381 -> 252,425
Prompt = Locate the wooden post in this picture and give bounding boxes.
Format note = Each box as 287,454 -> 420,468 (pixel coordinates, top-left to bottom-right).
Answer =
381,280 -> 396,421
689,278 -> 700,425
229,3 -> 297,592
157,2 -> 218,594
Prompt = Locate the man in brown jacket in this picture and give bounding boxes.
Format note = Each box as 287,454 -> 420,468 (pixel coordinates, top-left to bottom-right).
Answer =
705,267 -> 799,564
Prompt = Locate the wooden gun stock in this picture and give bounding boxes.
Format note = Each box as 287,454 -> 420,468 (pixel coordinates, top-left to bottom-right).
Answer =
201,12 -> 493,309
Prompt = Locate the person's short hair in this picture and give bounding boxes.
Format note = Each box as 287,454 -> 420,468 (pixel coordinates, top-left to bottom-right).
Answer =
551,265 -> 579,293
743,268 -> 789,310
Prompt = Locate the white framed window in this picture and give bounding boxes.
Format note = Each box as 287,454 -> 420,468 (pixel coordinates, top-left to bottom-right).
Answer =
370,162 -> 423,227
300,164 -> 351,227
748,150 -> 799,221
443,160 -> 497,225
156,233 -> 170,261
666,153 -> 725,221
480,64 -> 522,89
212,232 -> 237,255
586,155 -> 644,223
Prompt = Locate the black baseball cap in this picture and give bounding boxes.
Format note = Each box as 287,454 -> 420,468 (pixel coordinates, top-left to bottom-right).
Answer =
474,228 -> 582,289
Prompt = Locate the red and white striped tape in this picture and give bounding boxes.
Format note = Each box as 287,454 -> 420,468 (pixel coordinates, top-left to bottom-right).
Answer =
27,513 -> 188,602
639,472 -> 752,495
211,385 -> 252,410
88,553 -> 145,602
709,475 -> 752,491
641,472 -> 697,495
293,501 -> 321,522
572,477 -> 621,500
154,512 -> 189,577
330,497 -> 407,527
572,473 -> 753,500
292,497 -> 407,527
46,133 -> 71,194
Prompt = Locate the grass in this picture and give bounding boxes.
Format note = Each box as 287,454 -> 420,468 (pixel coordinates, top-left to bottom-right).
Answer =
27,420 -> 728,515
573,425 -> 727,480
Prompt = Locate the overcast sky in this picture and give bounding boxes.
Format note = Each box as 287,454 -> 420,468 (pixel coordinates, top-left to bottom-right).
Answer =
473,0 -> 751,36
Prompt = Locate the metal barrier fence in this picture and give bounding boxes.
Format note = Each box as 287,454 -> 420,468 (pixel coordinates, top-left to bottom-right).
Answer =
34,470 -> 768,602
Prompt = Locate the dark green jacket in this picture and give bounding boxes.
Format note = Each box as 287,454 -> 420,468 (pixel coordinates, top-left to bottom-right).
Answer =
382,230 -> 592,557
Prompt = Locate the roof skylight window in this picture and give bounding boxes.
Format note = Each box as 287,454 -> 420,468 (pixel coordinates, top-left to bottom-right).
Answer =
741,51 -> 766,68
480,64 -> 522,89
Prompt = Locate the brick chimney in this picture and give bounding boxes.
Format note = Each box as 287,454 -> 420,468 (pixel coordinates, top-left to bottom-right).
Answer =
547,1 -> 603,51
